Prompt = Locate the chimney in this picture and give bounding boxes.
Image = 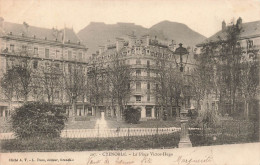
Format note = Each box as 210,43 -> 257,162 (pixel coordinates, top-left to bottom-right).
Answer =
128,33 -> 136,47
222,20 -> 226,31
116,38 -> 124,52
141,35 -> 150,46
23,22 -> 29,35
236,17 -> 242,30
168,40 -> 176,51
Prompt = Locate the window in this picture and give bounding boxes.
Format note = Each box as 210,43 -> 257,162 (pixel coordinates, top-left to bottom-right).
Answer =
146,108 -> 152,117
147,60 -> 150,67
68,64 -> 72,72
10,44 -> 14,52
147,83 -> 150,90
56,50 -> 60,59
68,50 -> 72,60
136,82 -> 141,92
136,59 -> 141,65
136,69 -> 141,76
147,94 -> 150,102
147,70 -> 150,77
156,84 -> 159,91
22,45 -> 27,51
55,63 -> 60,69
136,96 -> 141,102
45,48 -> 49,58
78,52 -> 83,60
88,108 -> 92,116
146,50 -> 150,54
33,61 -> 38,69
34,47 -> 38,54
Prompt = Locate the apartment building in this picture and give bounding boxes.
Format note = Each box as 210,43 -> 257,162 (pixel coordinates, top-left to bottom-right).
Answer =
88,34 -> 195,120
0,18 -> 89,118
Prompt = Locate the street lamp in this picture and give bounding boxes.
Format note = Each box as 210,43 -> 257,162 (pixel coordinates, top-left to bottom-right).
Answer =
174,43 -> 192,148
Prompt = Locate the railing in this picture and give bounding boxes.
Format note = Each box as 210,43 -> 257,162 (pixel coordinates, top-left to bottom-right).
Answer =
0,127 -> 181,140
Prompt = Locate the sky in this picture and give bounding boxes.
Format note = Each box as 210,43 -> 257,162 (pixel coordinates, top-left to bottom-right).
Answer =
0,0 -> 260,37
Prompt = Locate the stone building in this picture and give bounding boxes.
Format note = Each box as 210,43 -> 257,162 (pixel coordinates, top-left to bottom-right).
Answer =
88,34 -> 196,120
0,18 -> 89,119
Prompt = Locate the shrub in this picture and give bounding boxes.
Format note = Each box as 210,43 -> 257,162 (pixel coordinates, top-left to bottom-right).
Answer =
11,102 -> 67,139
124,106 -> 141,124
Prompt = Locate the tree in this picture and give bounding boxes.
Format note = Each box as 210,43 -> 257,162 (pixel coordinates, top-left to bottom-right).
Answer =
0,68 -> 20,113
39,63 -> 62,103
11,102 -> 67,139
124,106 -> 141,124
14,61 -> 33,103
63,63 -> 88,120
196,17 -> 259,119
106,54 -> 132,120
153,52 -> 184,119
240,53 -> 259,120
87,61 -> 105,116
153,55 -> 170,120
1,57 -> 34,103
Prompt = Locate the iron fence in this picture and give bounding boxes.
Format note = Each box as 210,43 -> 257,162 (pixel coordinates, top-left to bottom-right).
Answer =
0,127 -> 181,140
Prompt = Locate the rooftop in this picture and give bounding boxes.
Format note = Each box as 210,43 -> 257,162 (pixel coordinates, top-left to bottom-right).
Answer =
198,20 -> 260,46
0,20 -> 81,44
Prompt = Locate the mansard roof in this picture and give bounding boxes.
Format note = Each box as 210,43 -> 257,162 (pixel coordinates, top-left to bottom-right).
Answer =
197,20 -> 260,46
1,21 -> 81,44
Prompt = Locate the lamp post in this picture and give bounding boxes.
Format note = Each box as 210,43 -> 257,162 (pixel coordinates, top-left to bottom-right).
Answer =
175,43 -> 192,148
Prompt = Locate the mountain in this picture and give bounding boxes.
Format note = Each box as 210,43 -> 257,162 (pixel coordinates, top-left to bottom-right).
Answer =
77,21 -> 206,56
149,20 -> 206,46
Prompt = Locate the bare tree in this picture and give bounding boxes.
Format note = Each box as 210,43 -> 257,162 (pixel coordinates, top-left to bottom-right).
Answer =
63,63 -> 88,120
0,68 -> 19,113
196,17 -> 259,119
87,61 -> 104,116
106,54 -> 132,120
39,63 -> 62,103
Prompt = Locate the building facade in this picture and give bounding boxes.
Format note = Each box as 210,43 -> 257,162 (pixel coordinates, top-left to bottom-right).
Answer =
0,18 -> 90,119
88,34 -> 196,120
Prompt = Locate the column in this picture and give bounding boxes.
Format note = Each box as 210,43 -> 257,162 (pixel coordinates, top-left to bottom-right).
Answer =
178,109 -> 192,148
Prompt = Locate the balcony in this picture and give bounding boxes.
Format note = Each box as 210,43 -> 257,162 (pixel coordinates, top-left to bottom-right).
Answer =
133,90 -> 142,96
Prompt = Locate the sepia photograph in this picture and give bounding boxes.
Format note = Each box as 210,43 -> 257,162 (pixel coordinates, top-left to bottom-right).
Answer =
0,0 -> 259,164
